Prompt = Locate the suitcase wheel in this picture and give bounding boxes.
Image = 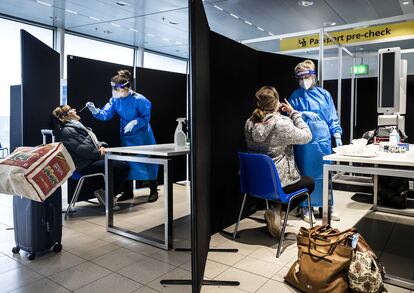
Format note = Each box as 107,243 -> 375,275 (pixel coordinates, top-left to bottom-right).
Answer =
28,253 -> 36,261
53,243 -> 62,253
12,246 -> 20,254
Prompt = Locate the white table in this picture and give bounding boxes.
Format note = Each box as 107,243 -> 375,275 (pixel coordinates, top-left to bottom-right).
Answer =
104,144 -> 190,250
323,146 -> 414,290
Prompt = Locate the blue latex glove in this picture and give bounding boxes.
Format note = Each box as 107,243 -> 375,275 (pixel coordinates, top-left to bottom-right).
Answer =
334,133 -> 342,146
124,120 -> 137,133
86,102 -> 98,115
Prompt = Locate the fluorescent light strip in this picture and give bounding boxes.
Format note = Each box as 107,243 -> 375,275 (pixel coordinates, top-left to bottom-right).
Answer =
268,32 -> 274,36
89,16 -> 100,21
129,28 -> 138,32
230,13 -> 239,19
65,9 -> 78,14
162,37 -> 169,41
37,1 -> 52,6
244,20 -> 253,25
176,41 -> 183,45
146,33 -> 154,37
214,5 -> 223,11
111,22 -> 120,27
257,27 -> 264,31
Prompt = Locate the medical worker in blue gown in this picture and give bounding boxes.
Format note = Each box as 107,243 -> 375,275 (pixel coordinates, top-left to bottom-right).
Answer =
288,60 -> 342,222
86,69 -> 159,203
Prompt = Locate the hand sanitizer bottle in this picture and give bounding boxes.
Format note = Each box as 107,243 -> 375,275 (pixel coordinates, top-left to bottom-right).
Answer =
389,127 -> 399,149
174,118 -> 187,147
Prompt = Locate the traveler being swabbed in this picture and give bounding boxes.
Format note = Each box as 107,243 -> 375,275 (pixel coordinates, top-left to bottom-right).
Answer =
288,60 -> 342,222
85,69 -> 158,203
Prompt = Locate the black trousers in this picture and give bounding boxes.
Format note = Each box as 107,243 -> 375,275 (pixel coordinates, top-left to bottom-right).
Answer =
281,176 -> 315,212
81,160 -> 131,197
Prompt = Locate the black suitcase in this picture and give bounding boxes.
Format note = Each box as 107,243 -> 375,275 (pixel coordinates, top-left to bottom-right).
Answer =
12,189 -> 63,260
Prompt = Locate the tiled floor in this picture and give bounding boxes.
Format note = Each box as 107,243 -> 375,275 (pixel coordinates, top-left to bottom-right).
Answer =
0,185 -> 412,293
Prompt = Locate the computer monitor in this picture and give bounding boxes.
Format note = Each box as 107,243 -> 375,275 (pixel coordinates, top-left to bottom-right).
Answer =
377,47 -> 401,114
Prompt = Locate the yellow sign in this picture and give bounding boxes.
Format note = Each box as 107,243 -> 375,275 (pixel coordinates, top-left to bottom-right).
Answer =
280,20 -> 414,51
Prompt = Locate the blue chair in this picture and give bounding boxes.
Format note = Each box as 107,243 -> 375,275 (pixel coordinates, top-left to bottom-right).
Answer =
0,143 -> 9,159
64,171 -> 105,219
234,152 -> 313,258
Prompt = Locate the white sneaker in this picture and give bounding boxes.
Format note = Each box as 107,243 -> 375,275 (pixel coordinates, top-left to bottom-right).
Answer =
302,207 -> 316,224
113,196 -> 120,211
264,207 -> 281,238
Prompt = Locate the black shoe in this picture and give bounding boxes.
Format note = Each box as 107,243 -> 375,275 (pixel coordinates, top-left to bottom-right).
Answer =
148,192 -> 158,203
117,192 -> 134,202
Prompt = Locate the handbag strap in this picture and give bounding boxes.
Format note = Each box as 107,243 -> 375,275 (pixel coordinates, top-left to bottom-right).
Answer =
308,227 -> 357,247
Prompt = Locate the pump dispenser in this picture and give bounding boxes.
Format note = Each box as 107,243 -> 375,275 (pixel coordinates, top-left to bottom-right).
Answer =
174,118 -> 187,147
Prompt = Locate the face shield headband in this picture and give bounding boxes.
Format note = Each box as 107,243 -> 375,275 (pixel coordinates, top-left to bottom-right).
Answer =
110,81 -> 130,90
296,69 -> 316,79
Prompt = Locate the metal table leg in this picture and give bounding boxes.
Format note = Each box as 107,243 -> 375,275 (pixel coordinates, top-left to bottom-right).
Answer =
105,153 -> 174,250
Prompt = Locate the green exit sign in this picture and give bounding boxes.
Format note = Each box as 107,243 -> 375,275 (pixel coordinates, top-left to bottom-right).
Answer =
352,64 -> 369,75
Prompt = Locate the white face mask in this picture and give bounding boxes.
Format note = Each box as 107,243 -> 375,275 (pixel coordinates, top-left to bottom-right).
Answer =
112,89 -> 129,98
299,78 -> 313,90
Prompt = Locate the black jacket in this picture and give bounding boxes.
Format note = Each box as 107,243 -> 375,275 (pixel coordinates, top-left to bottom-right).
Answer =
59,121 -> 108,172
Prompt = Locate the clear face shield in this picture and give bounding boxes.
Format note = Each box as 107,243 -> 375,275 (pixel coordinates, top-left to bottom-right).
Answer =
296,70 -> 316,90
110,81 -> 130,98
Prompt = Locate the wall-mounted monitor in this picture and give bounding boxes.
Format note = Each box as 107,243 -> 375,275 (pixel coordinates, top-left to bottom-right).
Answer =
377,47 -> 401,114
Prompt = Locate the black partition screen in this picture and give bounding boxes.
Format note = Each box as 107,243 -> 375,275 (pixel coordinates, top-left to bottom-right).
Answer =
190,0 -> 211,291
135,67 -> 187,181
67,56 -> 133,203
67,56 -> 132,147
15,30 -> 60,147
209,31 -> 308,233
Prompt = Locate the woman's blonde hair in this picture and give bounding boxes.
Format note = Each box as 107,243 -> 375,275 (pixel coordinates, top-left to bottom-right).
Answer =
251,86 -> 279,123
294,59 -> 315,74
52,105 -> 72,124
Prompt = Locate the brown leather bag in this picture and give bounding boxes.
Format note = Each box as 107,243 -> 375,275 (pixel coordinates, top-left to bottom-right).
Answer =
285,225 -> 356,293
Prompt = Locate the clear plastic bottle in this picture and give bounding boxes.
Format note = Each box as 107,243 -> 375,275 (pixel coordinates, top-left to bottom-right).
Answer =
174,118 -> 187,147
389,127 -> 399,149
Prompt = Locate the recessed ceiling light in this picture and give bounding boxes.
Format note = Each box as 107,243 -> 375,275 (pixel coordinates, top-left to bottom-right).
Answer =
116,1 -> 129,6
162,37 -> 169,41
89,16 -> 100,21
169,20 -> 179,25
37,1 -> 52,6
129,28 -> 138,32
213,5 -> 223,11
230,13 -> 239,19
257,27 -> 264,31
403,1 -> 410,4
244,20 -> 253,25
111,22 -> 120,27
298,0 -> 314,7
176,41 -> 183,45
359,48 -> 364,50
65,9 -> 78,14
268,32 -> 274,36
146,33 -> 154,37
323,21 -> 336,26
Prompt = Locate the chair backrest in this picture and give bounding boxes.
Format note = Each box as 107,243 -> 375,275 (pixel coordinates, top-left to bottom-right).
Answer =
238,152 -> 287,202
71,171 -> 82,181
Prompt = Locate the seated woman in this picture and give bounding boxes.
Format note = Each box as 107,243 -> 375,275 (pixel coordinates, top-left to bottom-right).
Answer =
244,86 -> 314,238
52,105 -> 132,205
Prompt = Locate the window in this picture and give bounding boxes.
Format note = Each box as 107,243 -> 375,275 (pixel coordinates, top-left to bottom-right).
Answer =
0,18 -> 53,151
143,52 -> 188,74
64,34 -> 134,78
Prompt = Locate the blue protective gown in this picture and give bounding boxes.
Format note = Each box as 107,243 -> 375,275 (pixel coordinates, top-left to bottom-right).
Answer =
289,86 -> 342,207
93,91 -> 158,181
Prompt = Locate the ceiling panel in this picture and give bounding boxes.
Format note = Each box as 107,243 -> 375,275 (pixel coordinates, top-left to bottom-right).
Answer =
0,0 -> 412,58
